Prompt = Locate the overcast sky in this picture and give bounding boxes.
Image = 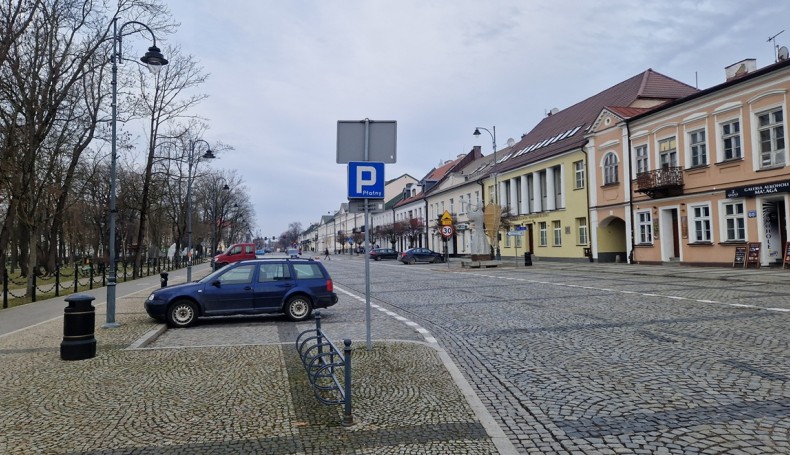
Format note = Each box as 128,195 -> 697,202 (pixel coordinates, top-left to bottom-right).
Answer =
163,0 -> 789,239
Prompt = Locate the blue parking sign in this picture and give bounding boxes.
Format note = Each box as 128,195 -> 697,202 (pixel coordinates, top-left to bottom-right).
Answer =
348,162 -> 385,199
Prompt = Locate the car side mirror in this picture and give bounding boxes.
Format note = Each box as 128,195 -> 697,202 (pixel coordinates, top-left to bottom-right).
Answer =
212,280 -> 221,287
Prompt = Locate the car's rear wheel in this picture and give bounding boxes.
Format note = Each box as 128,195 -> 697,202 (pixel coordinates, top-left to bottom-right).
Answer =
285,295 -> 312,321
167,300 -> 198,328
374,256 -> 380,261
408,257 -> 416,265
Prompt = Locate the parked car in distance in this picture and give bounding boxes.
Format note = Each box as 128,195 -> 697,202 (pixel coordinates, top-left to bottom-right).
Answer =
212,242 -> 257,270
255,249 -> 266,257
287,248 -> 300,258
369,248 -> 398,261
398,247 -> 444,264
145,258 -> 338,328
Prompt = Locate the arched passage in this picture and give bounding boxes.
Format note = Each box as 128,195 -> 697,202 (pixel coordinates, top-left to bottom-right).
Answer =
596,216 -> 627,263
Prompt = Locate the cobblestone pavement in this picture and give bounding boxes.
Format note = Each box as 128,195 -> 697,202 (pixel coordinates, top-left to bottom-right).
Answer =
324,256 -> 790,454
0,264 -> 511,454
3,257 -> 790,454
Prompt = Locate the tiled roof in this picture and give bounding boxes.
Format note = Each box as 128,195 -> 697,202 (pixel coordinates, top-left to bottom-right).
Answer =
606,106 -> 654,119
494,69 -> 697,174
627,57 -> 790,122
395,152 -> 477,208
423,157 -> 462,182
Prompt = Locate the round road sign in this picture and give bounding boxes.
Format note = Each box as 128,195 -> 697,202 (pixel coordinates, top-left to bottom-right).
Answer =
441,225 -> 454,239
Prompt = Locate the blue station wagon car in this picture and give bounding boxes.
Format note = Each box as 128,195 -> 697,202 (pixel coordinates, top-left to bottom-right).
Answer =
145,258 -> 338,328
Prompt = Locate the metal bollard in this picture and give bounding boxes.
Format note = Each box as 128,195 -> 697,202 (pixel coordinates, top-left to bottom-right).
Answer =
160,272 -> 168,288
342,338 -> 353,427
60,294 -> 96,360
524,252 -> 532,266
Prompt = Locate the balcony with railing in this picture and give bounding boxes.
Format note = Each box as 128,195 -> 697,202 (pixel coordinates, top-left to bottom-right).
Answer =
635,166 -> 684,198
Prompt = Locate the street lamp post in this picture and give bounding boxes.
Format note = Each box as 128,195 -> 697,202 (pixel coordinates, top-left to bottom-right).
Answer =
106,18 -> 168,328
210,177 -> 229,261
186,139 -> 215,282
473,126 -> 501,260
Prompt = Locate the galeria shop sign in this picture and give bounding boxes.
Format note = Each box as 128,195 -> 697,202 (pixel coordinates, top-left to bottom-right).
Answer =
726,180 -> 790,198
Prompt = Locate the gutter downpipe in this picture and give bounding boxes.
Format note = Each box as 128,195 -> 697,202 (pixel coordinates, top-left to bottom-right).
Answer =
424,198 -> 429,250
626,121 -> 635,264
580,142 -> 594,263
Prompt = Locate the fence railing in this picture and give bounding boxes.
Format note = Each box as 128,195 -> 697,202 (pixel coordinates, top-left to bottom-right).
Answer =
2,256 -> 207,309
295,311 -> 353,426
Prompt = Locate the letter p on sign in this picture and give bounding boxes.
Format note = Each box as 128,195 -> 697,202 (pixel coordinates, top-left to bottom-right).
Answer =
348,161 -> 385,199
356,166 -> 376,194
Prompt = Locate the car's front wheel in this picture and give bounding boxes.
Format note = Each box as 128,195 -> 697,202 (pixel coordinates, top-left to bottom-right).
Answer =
167,300 -> 198,328
285,295 -> 312,321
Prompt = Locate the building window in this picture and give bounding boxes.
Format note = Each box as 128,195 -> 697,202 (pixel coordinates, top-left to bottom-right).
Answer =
603,153 -> 618,184
689,129 -> 707,167
539,222 -> 547,247
659,137 -> 678,167
690,204 -> 711,243
757,108 -> 785,168
576,217 -> 588,245
635,145 -> 648,174
574,160 -> 585,189
722,201 -> 746,241
552,220 -> 562,246
637,211 -> 653,244
449,198 -> 454,215
721,119 -> 741,160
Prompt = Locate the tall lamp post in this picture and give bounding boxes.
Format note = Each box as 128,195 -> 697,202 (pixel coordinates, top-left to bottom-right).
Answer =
210,177 -> 230,261
186,139 -> 215,282
473,126 -> 501,260
106,18 -> 168,328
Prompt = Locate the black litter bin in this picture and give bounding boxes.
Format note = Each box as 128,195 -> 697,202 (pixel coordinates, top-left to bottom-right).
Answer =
524,252 -> 532,266
60,294 -> 96,360
160,272 -> 168,288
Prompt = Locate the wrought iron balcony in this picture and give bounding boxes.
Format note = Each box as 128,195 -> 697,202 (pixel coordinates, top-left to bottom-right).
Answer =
635,166 -> 684,198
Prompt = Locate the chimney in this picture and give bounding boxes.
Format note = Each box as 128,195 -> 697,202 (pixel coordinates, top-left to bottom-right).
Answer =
725,59 -> 756,81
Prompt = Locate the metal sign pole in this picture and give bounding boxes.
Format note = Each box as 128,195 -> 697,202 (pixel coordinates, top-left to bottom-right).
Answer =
363,119 -> 372,351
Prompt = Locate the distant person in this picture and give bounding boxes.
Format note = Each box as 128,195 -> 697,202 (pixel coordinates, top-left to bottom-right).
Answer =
324,248 -> 330,260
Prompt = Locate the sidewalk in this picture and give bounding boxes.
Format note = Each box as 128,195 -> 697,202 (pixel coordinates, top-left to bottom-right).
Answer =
334,250 -> 790,284
0,267 -> 513,454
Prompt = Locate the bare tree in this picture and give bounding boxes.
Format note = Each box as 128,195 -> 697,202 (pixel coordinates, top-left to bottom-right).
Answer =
128,44 -> 209,277
0,0 -> 171,292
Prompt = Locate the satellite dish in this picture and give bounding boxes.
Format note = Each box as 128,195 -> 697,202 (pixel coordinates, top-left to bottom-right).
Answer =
779,46 -> 789,61
506,138 -> 516,147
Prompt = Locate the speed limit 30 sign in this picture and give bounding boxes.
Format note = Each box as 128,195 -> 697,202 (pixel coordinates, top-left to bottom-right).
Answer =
440,225 -> 454,239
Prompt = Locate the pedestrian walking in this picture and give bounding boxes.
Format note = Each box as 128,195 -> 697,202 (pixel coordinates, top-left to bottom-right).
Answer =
324,248 -> 330,260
